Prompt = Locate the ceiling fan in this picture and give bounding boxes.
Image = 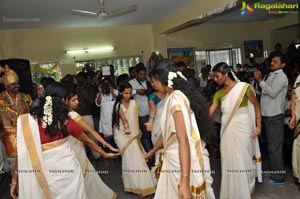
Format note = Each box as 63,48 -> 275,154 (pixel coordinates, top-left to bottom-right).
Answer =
71,0 -> 138,20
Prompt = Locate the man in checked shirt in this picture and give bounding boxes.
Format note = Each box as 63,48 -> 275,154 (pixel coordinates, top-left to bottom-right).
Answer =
254,51 -> 288,184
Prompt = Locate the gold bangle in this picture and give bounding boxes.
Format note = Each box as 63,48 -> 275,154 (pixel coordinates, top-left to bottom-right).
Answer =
181,174 -> 190,178
10,183 -> 17,186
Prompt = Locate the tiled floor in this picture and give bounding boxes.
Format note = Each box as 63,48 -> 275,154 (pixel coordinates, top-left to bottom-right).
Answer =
1,153 -> 299,199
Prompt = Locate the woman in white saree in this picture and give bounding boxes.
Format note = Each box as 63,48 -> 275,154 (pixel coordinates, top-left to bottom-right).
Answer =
10,83 -> 117,199
288,74 -> 300,190
144,75 -> 167,183
210,62 -> 262,199
144,59 -> 215,199
65,85 -> 119,199
112,83 -> 156,197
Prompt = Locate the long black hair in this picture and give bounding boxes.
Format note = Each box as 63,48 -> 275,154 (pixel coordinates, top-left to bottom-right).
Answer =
30,82 -> 69,138
151,59 -> 211,143
212,62 -> 235,81
112,83 -> 132,130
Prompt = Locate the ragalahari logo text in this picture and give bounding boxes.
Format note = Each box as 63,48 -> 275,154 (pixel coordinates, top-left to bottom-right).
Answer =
240,2 -> 254,15
240,1 -> 298,15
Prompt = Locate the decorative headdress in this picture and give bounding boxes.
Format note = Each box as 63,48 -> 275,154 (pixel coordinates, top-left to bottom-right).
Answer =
167,71 -> 187,88
0,65 -> 19,86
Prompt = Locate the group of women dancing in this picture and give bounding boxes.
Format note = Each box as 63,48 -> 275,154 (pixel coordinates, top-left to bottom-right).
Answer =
9,59 -> 262,199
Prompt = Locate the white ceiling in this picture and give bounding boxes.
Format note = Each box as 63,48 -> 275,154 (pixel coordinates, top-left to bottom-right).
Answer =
0,0 -> 196,30
0,0 -> 298,31
163,0 -> 299,34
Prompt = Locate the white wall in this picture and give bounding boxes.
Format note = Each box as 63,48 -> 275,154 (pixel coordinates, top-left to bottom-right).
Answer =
0,25 -> 155,76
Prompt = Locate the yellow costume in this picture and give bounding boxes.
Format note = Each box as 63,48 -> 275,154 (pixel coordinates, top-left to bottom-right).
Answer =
0,65 -> 31,166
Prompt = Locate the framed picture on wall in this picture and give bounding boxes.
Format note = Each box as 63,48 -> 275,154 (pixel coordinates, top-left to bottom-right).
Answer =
167,47 -> 195,67
243,40 -> 264,58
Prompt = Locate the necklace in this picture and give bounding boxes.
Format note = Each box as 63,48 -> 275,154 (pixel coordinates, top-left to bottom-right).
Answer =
6,92 -> 18,106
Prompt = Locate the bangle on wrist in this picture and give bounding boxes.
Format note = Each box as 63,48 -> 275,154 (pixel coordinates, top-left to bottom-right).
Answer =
10,182 -> 17,186
149,116 -> 155,122
181,174 -> 190,178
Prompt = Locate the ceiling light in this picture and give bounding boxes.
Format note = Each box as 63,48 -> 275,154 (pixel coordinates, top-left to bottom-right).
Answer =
65,46 -> 114,54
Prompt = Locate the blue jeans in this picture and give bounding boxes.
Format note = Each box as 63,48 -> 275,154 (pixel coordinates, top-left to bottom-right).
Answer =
139,115 -> 153,152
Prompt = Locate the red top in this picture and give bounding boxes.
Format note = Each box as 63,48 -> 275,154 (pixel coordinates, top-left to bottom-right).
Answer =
39,119 -> 82,144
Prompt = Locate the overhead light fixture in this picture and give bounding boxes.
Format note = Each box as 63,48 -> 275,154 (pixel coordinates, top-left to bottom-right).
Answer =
65,46 -> 114,54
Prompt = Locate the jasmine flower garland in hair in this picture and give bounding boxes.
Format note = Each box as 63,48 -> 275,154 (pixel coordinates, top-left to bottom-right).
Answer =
230,70 -> 240,82
42,96 -> 53,128
168,72 -> 177,88
176,71 -> 187,81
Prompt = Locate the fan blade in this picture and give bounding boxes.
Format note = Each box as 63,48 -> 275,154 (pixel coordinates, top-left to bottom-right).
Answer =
108,5 -> 137,17
71,9 -> 97,18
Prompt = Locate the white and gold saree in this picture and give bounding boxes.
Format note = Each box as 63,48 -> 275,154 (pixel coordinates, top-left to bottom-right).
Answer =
68,111 -> 117,199
113,100 -> 156,196
219,82 -> 262,199
155,90 -> 215,199
17,114 -> 86,199
292,76 -> 300,183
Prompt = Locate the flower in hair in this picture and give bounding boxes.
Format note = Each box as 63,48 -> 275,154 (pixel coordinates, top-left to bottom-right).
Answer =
168,72 -> 177,88
176,71 -> 187,81
230,70 -> 240,82
42,96 -> 53,128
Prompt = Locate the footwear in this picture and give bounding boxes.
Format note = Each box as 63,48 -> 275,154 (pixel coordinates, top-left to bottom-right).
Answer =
294,177 -> 300,185
269,177 -> 285,185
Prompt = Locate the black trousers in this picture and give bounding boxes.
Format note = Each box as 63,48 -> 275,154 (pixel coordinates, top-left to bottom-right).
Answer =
139,115 -> 153,153
263,114 -> 286,182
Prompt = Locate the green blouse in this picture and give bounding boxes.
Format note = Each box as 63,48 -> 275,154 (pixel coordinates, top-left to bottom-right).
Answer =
213,85 -> 251,107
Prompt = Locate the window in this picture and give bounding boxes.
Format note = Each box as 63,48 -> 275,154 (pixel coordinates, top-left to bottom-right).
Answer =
195,48 -> 242,74
31,63 -> 61,84
75,55 -> 142,76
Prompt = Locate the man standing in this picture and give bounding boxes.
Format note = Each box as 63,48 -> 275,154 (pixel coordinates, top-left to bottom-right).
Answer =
129,63 -> 153,153
0,65 -> 31,172
254,52 -> 288,183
